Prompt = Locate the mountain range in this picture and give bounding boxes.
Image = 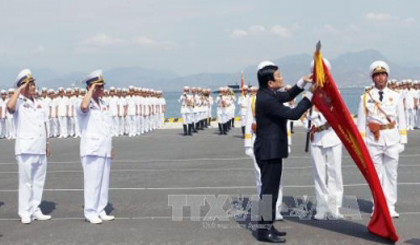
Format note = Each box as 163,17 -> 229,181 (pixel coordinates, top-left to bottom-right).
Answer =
1,49 -> 419,92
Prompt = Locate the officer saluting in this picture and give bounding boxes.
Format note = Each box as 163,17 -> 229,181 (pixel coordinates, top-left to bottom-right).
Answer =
253,61 -> 313,243
78,70 -> 114,224
7,69 -> 52,224
357,61 -> 406,218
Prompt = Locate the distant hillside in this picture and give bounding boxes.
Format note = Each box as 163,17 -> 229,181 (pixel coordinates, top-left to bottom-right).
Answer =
1,49 -> 419,92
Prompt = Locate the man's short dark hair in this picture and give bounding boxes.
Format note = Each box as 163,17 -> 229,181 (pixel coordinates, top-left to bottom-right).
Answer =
257,65 -> 278,88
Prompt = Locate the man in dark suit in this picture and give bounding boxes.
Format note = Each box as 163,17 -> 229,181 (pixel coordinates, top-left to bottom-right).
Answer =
253,61 -> 314,243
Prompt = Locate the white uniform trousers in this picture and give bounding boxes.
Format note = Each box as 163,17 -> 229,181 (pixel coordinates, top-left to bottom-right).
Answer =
118,117 -> 124,136
58,116 -> 68,138
6,117 -> 15,139
182,113 -> 192,125
310,143 -> 343,215
250,153 -> 283,216
407,109 -> 415,130
0,118 -> 5,138
240,113 -> 246,127
17,154 -> 47,219
81,156 -> 111,220
50,118 -> 58,137
128,115 -> 136,137
74,115 -> 81,137
367,143 -> 399,213
67,117 -> 75,137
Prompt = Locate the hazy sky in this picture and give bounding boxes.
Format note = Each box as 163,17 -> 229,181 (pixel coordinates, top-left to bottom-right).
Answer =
0,0 -> 419,75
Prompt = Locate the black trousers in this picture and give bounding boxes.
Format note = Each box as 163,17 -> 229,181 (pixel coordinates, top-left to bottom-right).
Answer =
255,157 -> 283,229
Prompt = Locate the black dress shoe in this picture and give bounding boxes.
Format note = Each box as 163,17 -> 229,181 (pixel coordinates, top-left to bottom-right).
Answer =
271,227 -> 287,237
256,230 -> 286,243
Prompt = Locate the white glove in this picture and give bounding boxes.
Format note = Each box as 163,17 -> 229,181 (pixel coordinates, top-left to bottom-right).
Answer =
398,144 -> 405,153
245,147 -> 254,157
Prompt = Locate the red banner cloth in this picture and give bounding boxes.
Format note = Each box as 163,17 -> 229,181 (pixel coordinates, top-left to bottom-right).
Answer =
311,59 -> 399,242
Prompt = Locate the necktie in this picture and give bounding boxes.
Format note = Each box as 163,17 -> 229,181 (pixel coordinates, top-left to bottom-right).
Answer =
379,91 -> 384,102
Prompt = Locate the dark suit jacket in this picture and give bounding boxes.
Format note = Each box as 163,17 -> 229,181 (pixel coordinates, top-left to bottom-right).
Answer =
254,85 -> 312,161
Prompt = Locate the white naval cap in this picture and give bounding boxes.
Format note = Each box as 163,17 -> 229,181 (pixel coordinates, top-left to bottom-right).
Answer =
128,85 -> 134,90
251,86 -> 258,91
1,89 -> 6,94
370,61 -> 389,77
47,89 -> 54,93
310,58 -> 332,72
58,87 -> 64,91
74,87 -> 80,91
15,69 -> 35,88
241,85 -> 249,90
8,88 -> 14,93
41,87 -> 48,92
257,60 -> 276,71
66,88 -> 72,92
82,69 -> 105,86
109,86 -> 116,91
183,86 -> 190,90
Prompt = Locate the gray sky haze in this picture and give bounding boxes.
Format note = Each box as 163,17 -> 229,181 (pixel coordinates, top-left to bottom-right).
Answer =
0,0 -> 419,76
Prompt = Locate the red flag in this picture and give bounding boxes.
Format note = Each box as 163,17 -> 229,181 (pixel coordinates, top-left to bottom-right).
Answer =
311,42 -> 399,242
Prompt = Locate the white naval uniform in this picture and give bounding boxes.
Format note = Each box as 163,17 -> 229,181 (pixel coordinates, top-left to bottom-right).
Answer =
416,89 -> 420,128
67,96 -> 76,137
108,96 -> 119,137
117,97 -> 126,136
6,98 -> 16,139
77,98 -> 113,220
357,87 -> 407,215
13,95 -> 48,219
216,95 -> 229,124
404,89 -> 416,130
238,94 -> 249,127
244,94 -> 283,219
49,98 -> 58,137
0,98 -> 6,138
179,94 -> 193,125
126,95 -> 137,137
56,96 -> 69,138
308,110 -> 343,216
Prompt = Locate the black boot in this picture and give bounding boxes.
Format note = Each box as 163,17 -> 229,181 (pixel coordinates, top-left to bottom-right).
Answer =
193,123 -> 197,133
201,120 -> 205,129
183,124 -> 188,136
223,123 -> 228,135
208,118 -> 211,127
232,118 -> 235,128
195,122 -> 200,131
242,126 -> 245,138
188,124 -> 193,135
204,119 -> 208,128
218,123 -> 222,135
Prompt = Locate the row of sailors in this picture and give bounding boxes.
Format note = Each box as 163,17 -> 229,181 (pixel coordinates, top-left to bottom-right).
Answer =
0,86 -> 166,139
367,79 -> 420,130
178,87 -> 213,135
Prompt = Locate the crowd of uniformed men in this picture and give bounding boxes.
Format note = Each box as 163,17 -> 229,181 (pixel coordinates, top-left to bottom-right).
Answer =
1,58 -> 414,244
0,86 -> 166,139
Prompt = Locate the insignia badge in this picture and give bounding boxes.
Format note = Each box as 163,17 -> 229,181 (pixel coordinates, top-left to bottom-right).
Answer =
23,103 -> 30,108
389,97 -> 393,103
367,99 -> 373,103
37,105 -> 42,109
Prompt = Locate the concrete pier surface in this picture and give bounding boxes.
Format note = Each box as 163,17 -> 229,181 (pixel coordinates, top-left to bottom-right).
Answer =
0,127 -> 419,244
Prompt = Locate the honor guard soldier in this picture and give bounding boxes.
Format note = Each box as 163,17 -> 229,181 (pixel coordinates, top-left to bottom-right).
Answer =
253,61 -> 313,243
306,59 -> 344,220
6,88 -> 16,139
357,61 -> 407,218
179,86 -> 193,135
0,89 -> 7,138
7,69 -> 52,224
78,70 -> 114,224
238,85 -> 249,138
